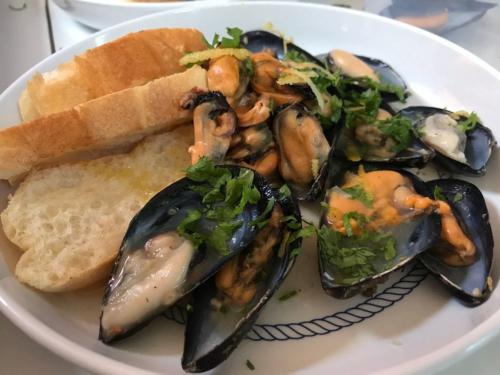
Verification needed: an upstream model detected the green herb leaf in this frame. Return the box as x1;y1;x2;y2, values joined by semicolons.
342;211;369;237
457;112;478;133
376;115;413;154
342;185;373;207
278;289;299;301
186;304;193;312
211;33;220;48
453;192;464;202
246;359;255;371
317;223;398;285
177;210;204;248
278;184;292;200
284;49;308;63
180;158;272;255
220;27;243;48
243;58;254;78
290;247;301;257
433;185;446;201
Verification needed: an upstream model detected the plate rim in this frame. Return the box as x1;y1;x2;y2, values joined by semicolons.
1;2;500;374
68;0;234;9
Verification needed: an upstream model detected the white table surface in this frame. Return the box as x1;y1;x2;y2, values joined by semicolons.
1;0;500;374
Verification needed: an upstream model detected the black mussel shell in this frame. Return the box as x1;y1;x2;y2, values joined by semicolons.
241;30;324;65
330;105;435;168
399;106;496;176
420;179;494;306
182;186;301;372
272;103;331;201
99;166;273;343
319;161;441;298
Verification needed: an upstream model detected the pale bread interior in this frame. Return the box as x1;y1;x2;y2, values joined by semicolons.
1;125;193;292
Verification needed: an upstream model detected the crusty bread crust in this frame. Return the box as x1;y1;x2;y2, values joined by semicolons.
18;28;207;121
0;66;207;182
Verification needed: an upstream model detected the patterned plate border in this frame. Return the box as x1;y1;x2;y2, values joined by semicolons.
164;263;428;341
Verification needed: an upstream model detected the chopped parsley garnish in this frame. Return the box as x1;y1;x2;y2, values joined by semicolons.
278;289;300;301
453;192;464;202
221;27;243;48
376;115;413;154
290;248;301;257
342;211;369;237
178;158;266;255
186;304;193;312
433;185;446;201
457;112;478;133
246;359;255;371
243;57;254;78
206;27;243;49
342;185;373;207
278;184;292;200
284;49;308;63
343;89;382;128
317;218;397;285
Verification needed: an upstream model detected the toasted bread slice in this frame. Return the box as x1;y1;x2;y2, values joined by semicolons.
19;28;207;121
1;126;193;292
0;65;207;182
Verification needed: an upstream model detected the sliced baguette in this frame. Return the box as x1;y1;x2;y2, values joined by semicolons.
19;28;207;121
1;126;193;292
0;65;207;182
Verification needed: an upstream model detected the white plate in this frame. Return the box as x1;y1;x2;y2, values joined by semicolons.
52;0;236;30
1;2;500;374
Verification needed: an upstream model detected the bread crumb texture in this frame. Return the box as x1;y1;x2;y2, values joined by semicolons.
1;126;192;292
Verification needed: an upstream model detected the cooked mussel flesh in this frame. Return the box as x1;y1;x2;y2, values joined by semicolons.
273;104;330;199
420;179;494;306
99;163;274;343
207;55;250;107
250;51;305;105
399;106;496;176
181;91;237;164
319;162;441;298
331;107;435;167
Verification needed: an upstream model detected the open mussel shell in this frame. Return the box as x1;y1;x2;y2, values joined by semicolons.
330;106;435;168
319;161;441;298
399;106;496;176
420;179;494;306
315;51;407;101
241;29;324;65
99;166;273;343
182;186;302;372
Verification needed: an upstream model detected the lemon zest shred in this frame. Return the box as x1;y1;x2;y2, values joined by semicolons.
180;48;252;66
277;68;326;111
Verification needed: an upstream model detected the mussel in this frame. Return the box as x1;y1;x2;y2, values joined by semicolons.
207;55;250;107
325;49;407;99
419;179;494;306
182;186;301;372
273;103;330;200
318;161;441;298
181;91;237;164
330;107;435;168
99;164;273;343
399;106;496;176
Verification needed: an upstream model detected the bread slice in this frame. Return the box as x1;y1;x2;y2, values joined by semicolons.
0;65;207;182
1;126;193;292
19;28;207;121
